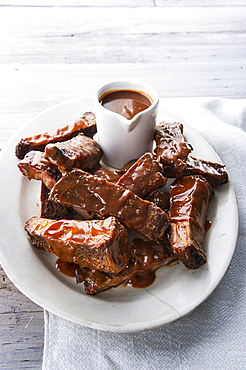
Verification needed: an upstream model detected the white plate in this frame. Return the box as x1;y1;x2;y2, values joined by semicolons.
0;96;238;333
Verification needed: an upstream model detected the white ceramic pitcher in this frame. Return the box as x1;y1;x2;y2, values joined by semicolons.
93;80;159;168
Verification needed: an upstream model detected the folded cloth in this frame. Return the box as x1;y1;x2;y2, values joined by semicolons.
42;97;246;370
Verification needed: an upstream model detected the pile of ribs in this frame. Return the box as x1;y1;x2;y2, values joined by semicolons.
15;112;228;295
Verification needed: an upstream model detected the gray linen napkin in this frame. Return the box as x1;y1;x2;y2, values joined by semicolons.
42;97;246;370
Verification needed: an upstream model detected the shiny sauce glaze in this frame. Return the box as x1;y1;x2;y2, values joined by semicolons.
17;112;96;147
205;219;212;233
126;270;156;289
50;169;169;241
55;258;80;278
125;238;170;288
17;150;61;189
100;90;152;120
155;122;193;178
117;152;167;199
168;175;214;269
56;238;176;289
25;216;130;274
79;238;177;294
185;156;228;186
168;175;212;230
45;134;102;172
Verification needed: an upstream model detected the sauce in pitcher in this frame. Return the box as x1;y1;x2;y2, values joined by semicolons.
100;90;152;120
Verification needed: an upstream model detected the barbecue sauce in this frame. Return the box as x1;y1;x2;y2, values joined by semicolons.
100;90;152;120
50;169;169;241
168;175;214;269
155;122;193;178
15;112;97;159
124;238;172;289
75;237;177;294
25;216;131;274
55;258;80;278
205;220;212;233
117;152;167;199
168;175;212;230
126;270;156;289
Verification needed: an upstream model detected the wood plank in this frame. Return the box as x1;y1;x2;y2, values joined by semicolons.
0;0;154;6
0;0;245;6
1;312;44;369
0;267;44;369
155;0;246;6
0;268;43;315
1;7;245;64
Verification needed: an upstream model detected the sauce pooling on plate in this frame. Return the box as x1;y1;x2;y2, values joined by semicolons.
55;258;80;278
100;90;152;120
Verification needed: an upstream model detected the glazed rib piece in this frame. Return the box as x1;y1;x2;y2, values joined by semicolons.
76;237;177;295
168;175;214;269
17;150;61;190
117;152;167;198
49;169;169;241
45;133;102;172
154;122;193;178
163;155;228;186
15;112;97;159
25;216;130;274
39;183;69;219
183;156;228;186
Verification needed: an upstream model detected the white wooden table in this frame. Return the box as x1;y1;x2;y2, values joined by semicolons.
0;1;245;368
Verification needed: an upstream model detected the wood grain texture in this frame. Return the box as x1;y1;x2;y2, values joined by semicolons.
1;0;246;6
0;267;44;369
155;0;246;6
0;0;154;5
1;6;246;64
0;2;246;368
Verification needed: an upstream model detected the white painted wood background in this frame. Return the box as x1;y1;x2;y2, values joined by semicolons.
0;1;245;368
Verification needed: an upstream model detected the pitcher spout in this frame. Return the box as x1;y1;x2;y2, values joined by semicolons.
121;114;142;132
